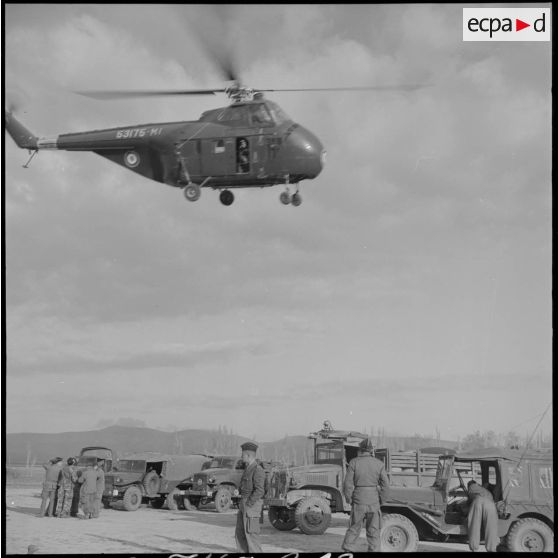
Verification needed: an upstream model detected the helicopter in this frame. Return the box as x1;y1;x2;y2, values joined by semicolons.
5;46;423;207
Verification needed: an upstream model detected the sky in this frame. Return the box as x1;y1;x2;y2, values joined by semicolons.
3;4;552;442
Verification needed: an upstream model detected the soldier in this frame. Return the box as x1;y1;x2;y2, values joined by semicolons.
78;462;102;519
94;459;106;518
342;438;389;552
235;441;266;553
466;480;499;552
56;457;78;518
38;457;63;517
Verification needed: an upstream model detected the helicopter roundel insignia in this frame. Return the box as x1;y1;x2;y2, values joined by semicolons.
124;151;140;168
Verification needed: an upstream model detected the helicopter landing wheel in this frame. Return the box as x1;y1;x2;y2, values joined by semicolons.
291;192;302;207
183;183;201;202
280;191;292;205
220;190;234;206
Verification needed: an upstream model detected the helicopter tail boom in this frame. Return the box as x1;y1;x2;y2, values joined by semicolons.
5;110;39;150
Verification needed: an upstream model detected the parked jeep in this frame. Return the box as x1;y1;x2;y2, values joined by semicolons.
176;455;246;512
379;447;553;552
102;452;210;511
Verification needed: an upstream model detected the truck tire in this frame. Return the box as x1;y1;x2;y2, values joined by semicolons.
214;486;233;513
183;497;200;511
122;486;142;511
269;506;297;531
150;496;166;509
381;513;419;552
142;471;161;497
505;518;554;552
166;488;185;511
294;497;331;535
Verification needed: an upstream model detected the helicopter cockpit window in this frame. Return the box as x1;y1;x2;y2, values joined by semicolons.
216;106;250;127
265;101;291;125
249;104;273;126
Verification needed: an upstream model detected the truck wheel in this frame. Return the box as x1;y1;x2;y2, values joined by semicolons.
214;487;233;513
183;497;200;511
122;486;142;511
103;499;112;509
505;518;554;552
150;497;165;509
142;471;161;497
294;497;331;535
381;514;419;552
166;488;185;511
269;506;297;531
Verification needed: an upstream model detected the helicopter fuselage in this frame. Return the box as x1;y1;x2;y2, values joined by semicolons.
6;99;325;206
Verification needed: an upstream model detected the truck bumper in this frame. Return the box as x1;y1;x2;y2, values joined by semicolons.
185;489;214;498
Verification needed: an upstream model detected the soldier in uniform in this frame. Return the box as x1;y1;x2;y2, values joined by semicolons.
466;480;499;552
342;438;389;552
38;457;63;517
56;457;78;518
235;441;266;553
78;462;103;519
93;459;106;518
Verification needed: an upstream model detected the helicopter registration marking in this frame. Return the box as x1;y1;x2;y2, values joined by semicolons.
116;127;163;139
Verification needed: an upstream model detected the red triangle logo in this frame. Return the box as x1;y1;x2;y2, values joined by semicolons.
516;19;530;31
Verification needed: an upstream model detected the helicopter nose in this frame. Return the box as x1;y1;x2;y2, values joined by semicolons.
288;125;325;179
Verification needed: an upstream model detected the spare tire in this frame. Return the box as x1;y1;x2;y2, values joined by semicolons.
142;471;161;497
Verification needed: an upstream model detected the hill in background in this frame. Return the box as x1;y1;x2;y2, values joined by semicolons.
6;425;457;466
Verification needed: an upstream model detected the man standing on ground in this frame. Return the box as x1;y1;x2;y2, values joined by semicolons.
38;458;63;517
93;459;106;518
235;441;266;553
466;480;499;552
56;457;78;518
78;462;102;519
342;438;389;552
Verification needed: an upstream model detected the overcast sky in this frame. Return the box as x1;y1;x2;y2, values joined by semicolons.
4;4;552;442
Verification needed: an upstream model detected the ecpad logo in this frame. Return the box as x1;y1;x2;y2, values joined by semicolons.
463;8;550;41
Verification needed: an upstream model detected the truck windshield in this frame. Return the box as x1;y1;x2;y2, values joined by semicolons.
315;442;343;464
115;460;147;473
207;457;237;469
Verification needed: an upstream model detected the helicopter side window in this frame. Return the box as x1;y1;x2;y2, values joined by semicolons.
236;137;250;173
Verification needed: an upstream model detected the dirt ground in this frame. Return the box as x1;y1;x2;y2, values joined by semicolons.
5;487;476;554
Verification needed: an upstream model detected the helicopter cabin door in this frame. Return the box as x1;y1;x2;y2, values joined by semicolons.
176;138;201;180
200;137;236;176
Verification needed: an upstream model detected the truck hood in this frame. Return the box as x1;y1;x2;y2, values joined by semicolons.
387;485;445;509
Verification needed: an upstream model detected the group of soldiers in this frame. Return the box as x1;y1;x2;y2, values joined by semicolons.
39;456;106;520
39;439;499;552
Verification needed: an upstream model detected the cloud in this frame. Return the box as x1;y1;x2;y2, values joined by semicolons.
5;5;551;439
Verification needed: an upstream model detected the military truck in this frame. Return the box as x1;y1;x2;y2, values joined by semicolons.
102;452;210;511
176;455;246;512
77;447;115;473
176;455;277;512
379;447;553;552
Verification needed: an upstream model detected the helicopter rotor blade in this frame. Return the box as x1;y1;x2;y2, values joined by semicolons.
185;5;242;84
75;89;226;100
256;84;430;93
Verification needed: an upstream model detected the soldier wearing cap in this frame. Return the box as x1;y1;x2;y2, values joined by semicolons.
235;441;266;553
342;438;389;552
38;457;63;517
